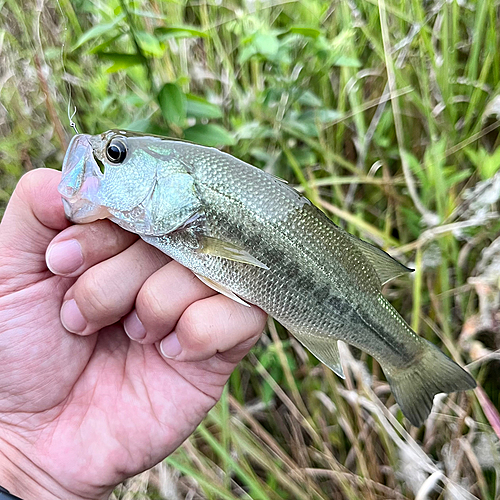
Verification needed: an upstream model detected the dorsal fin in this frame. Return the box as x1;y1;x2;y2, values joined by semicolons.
347;234;413;286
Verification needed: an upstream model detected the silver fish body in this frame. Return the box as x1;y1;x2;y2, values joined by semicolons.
59;130;476;426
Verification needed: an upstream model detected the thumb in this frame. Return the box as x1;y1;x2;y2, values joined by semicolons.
0;169;69;286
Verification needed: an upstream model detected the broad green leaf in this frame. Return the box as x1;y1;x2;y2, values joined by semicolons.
155;25;207;40
291;148;317;166
184;124;235;147
126;119;152;133
72;15;125;50
126;119;171;137
158;83;186;127
96;52;143;72
136;31;164;57
297;90;323;107
288;26;322;38
249;148;274;164
283;118;318;138
186;94;222;119
237;45;257;65
235;121;276;140
333;55;362;67
253;32;279;59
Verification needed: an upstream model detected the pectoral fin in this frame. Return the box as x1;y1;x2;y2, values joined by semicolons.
291;331;344;378
198;236;269;270
347;234;413;286
194;273;251;307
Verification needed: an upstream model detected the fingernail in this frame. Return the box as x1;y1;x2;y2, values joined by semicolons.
160;333;182;359
123;311;146;341
60;299;87;334
46;240;84;275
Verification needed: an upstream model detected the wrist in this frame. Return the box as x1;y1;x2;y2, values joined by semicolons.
0;440;63;500
0;435;100;500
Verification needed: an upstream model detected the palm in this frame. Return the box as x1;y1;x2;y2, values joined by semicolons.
0;270;232;497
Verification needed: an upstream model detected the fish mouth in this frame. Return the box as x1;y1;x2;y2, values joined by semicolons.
59;134;110;223
61;197;110;224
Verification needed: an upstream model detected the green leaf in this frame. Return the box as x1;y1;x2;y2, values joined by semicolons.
186;94;222;119
96;52;143;72
126;119;171;137
155;25;207;40
291;148;317;166
288;26;322;38
300;109;344;124
184;124;235;147
445;168;472;189
333;55;362;67
136;31;164;57
297;90;323;107
249;148;274;164
283;119;318;138
72;15;125;50
88;33;123;55
158;83;186;127
235;121;276;140
401;150;426;184
252;32;280;59
126;119;153;133
237;45;257;65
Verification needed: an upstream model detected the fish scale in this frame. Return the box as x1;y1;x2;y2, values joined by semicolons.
139;156;417;372
59;130;476;426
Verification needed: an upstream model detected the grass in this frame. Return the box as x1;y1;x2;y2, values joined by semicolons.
2;0;500;498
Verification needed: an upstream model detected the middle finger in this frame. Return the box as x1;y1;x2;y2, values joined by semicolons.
60;239;170;335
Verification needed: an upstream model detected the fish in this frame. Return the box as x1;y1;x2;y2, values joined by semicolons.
58;130;476;426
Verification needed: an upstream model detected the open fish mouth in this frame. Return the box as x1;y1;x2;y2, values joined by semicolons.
61;196;110;224
58;134;110;223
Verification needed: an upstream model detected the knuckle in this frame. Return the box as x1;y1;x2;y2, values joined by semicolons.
15;170;40;200
137;284;168;326
75;270;120;320
248;306;267;333
79;220;126;252
180;307;211;350
97;220;130;250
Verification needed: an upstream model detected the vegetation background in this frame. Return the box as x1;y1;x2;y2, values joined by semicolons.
1;0;500;498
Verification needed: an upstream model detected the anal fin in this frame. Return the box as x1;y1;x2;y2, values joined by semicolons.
194;273;251;308
291;331;344;378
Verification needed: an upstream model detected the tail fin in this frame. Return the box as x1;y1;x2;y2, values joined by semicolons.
383;339;476;426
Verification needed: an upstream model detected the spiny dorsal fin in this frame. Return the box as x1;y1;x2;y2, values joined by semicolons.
198;236;269;270
290;331;344;378
194;273;251;307
347;234;413;286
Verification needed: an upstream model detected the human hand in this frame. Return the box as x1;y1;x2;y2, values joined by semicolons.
0;169;267;500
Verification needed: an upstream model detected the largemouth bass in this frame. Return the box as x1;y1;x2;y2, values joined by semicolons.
59;130;476;426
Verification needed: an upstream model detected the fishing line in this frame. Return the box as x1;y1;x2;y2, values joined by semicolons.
55;0;80;136
67;102;79;134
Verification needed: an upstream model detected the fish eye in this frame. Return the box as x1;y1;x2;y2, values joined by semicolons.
106;138;128;164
